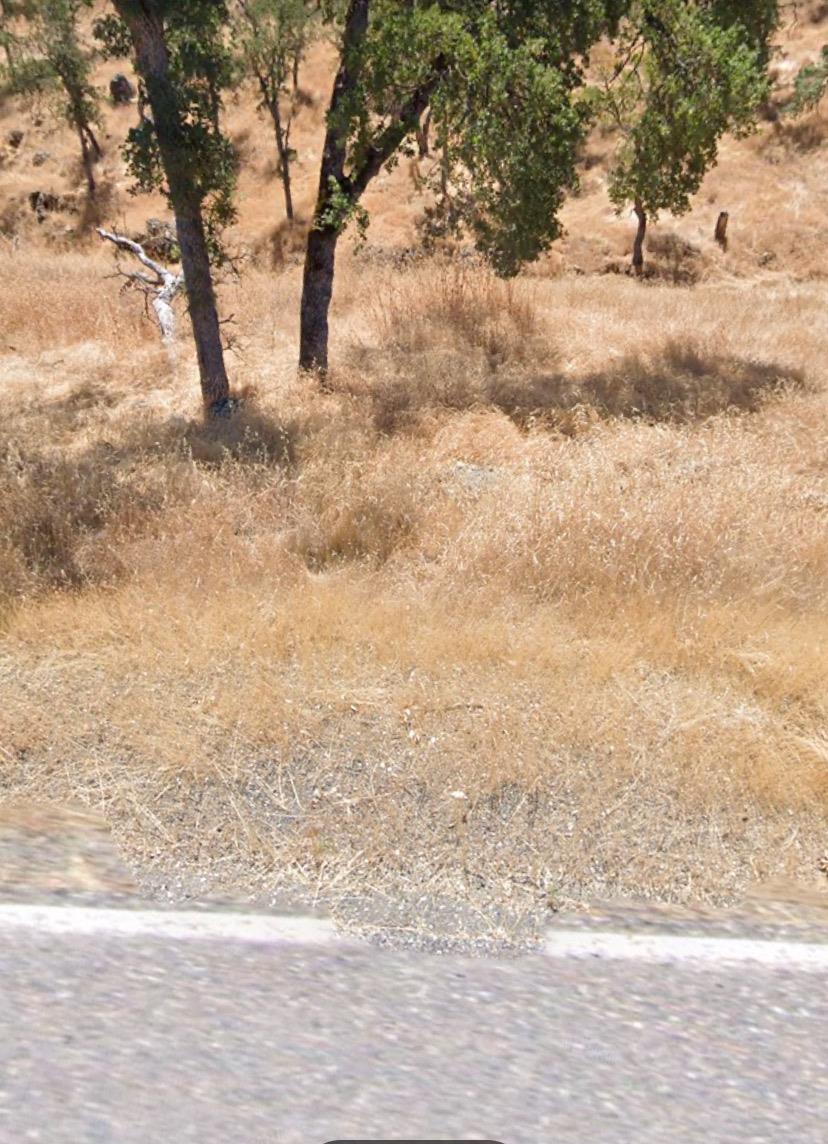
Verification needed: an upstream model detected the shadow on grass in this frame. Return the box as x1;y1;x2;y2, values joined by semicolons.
359;339;806;433
0;392;295;598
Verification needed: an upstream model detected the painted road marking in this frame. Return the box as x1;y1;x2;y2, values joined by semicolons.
0;903;825;969
542;928;828;970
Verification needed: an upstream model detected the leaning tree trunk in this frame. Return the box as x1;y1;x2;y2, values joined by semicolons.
76;122;96;197
632;200;647;277
175;195;232;409
114;0;231;414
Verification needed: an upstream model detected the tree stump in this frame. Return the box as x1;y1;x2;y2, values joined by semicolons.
714;210;729;251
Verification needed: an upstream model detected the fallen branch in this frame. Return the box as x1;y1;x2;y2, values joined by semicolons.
97;226;184;346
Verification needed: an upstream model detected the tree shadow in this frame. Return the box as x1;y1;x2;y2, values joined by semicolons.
0;391;296;598
363;339;806;433
493;340;806;428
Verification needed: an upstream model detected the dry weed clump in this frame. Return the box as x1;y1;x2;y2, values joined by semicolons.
372;259;540;360
342;261;549;430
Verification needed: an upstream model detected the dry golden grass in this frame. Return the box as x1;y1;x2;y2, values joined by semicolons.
1;7;827;934
1;245;827;925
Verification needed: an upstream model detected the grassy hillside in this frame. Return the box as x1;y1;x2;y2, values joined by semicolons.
1;4;827;939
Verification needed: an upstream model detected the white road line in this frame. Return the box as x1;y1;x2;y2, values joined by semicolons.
542;929;828;970
0;903;343;946
0;903;826;969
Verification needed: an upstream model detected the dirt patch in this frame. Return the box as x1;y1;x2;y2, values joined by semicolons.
0;802;137;902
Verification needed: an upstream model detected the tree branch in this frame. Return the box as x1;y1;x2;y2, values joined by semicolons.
349;63;445;200
97;226;184;346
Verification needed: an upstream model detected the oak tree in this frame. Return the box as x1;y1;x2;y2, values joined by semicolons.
97;1;237;413
5;0;103;196
232;0;317;223
299;0;625;374
598;1;776;274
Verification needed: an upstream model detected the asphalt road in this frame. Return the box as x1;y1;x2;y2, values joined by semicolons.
1;907;826;1144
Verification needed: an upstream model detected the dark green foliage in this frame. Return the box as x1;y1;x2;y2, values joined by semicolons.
788;44;828;115
703;0;779;62
434;14;588;274
95;2;237;249
315;1;625;273
600;1;774;225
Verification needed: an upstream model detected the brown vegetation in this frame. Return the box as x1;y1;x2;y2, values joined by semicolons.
2;243;828;929
0;6;827;935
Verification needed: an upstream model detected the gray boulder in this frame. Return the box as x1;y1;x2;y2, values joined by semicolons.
109;73;136;105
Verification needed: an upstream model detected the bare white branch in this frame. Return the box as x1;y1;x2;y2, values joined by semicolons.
97;226;184;349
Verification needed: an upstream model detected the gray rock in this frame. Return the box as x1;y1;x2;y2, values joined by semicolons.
110;72;136;104
28;190;77;222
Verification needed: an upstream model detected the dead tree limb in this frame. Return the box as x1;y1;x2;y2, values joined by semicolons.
97;226;184;348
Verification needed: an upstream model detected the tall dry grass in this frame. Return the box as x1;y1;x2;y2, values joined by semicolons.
2;0;828;928
1;249;827;927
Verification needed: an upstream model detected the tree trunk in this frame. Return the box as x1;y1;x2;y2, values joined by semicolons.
274;106;294;223
76;122;96;197
714;210;729;251
298;0;438;375
417;108;431;158
279;146;295;223
175;202;231;409
260;80;294;223
114;0;231;414
85;124;103;160
632;200;647;276
298;0;368;375
68;88;101;197
299;224;339;373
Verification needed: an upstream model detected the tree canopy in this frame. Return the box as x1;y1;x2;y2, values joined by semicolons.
597;0;775;270
95;1;238;247
3;0;103;194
